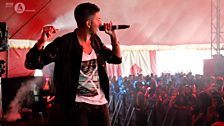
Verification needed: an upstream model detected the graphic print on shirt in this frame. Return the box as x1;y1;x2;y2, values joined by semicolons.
77;58;99;97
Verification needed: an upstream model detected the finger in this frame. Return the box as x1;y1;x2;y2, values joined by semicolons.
50;26;59;33
104;23;109;31
43;26;58;38
43;26;56;33
109;21;112;28
53;28;59;33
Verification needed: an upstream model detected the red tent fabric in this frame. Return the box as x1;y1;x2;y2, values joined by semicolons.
0;48;34;78
1;0;222;45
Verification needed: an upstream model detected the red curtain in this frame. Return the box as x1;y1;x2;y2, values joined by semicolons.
106;64;122;77
150;50;157;75
0;48;34;78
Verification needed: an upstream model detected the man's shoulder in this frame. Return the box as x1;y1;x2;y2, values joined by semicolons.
61;31;76;39
49;31;77;47
52;31;77;44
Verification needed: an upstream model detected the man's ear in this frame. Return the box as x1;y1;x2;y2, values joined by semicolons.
86;20;91;28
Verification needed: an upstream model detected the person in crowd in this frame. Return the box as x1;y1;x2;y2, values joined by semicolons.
206;95;222;126
135;81;147;126
173;85;197;126
25;2;122;126
212;104;224;126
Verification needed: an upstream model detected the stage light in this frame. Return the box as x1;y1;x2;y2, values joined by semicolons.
0;22;9;52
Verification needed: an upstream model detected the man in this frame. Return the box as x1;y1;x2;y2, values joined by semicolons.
25;2;122;126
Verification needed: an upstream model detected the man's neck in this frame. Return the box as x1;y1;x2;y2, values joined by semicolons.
76;28;91;43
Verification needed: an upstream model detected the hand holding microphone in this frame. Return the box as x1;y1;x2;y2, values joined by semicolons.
101;22;120;47
99;22;123;58
101;22;130;38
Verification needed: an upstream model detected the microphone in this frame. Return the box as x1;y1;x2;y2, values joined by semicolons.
99;25;130;31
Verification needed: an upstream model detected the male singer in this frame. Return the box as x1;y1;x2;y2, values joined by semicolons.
25;2;122;126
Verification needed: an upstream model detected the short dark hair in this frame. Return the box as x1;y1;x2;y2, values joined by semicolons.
74;2;100;27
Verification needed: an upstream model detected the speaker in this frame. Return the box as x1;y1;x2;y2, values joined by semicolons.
0;22;9;51
204;55;224;76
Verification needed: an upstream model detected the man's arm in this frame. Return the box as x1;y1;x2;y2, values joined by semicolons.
104;22;121;58
25;26;58;69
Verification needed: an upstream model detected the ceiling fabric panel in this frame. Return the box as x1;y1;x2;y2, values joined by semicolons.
1;0;223;45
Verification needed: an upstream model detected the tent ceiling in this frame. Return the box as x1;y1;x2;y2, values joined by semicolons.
0;0;223;45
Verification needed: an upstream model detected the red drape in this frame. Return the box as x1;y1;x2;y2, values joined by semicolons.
150;50;157;75
0;48;34;78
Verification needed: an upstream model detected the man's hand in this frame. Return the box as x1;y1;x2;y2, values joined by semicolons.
104;22;116;37
43;25;58;38
36;25;58;50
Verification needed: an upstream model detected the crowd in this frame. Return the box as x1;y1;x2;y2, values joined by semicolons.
108;72;224;126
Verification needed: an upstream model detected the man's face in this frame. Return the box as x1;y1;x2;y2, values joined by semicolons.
89;12;102;34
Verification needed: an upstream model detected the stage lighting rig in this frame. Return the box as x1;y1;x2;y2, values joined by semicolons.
0;22;9;52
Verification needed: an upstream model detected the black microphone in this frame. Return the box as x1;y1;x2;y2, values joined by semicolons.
99;25;130;31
